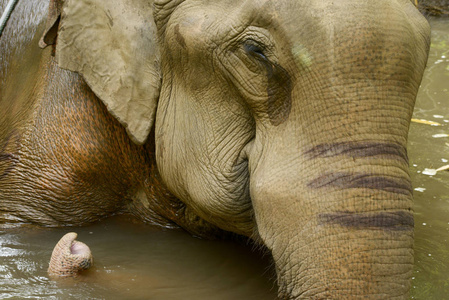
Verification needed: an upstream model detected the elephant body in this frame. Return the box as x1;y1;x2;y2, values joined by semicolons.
0;0;430;298
0;0;221;237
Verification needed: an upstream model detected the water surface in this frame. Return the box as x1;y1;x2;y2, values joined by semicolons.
0;217;278;299
409;17;449;299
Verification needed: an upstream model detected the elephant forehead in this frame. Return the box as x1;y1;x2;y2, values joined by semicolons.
168;1;307;44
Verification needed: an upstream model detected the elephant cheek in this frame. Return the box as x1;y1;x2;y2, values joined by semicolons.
48;232;93;277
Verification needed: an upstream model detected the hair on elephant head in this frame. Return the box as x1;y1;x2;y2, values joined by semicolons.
2;0;431;298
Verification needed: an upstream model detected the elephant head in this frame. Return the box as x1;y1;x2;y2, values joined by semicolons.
46;0;430;298
48;232;93;277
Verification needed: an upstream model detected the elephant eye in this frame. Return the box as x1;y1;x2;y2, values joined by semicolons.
243;40;268;62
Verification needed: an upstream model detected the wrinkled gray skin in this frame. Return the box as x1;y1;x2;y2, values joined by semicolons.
0;0;430;298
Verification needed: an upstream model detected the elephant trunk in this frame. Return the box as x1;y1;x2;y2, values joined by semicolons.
48;232;93;277
245;2;428;298
249;142;414;298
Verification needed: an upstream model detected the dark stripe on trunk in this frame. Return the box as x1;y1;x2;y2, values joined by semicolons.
305;142;408;162
319;210;414;231
308;172;412;196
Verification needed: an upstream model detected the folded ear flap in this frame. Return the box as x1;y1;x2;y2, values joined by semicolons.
39;0;62;49
55;0;161;144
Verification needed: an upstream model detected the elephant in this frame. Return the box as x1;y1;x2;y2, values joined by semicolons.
48;232;93;277
0;0;430;298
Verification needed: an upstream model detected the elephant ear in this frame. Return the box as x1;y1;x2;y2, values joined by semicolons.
55;0;160;144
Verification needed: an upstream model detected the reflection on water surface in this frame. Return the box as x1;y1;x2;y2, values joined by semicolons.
409;17;449;299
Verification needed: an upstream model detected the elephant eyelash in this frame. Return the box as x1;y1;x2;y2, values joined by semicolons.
243;40;269;62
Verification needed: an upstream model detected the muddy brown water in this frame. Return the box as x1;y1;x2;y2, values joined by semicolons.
409;17;449;299
0;17;448;300
0;217;278;299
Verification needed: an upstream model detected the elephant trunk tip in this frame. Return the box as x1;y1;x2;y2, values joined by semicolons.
70;240;90;255
48;232;93;277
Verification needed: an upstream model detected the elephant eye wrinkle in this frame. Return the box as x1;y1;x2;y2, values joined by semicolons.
239;39;292;126
265;62;292;126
